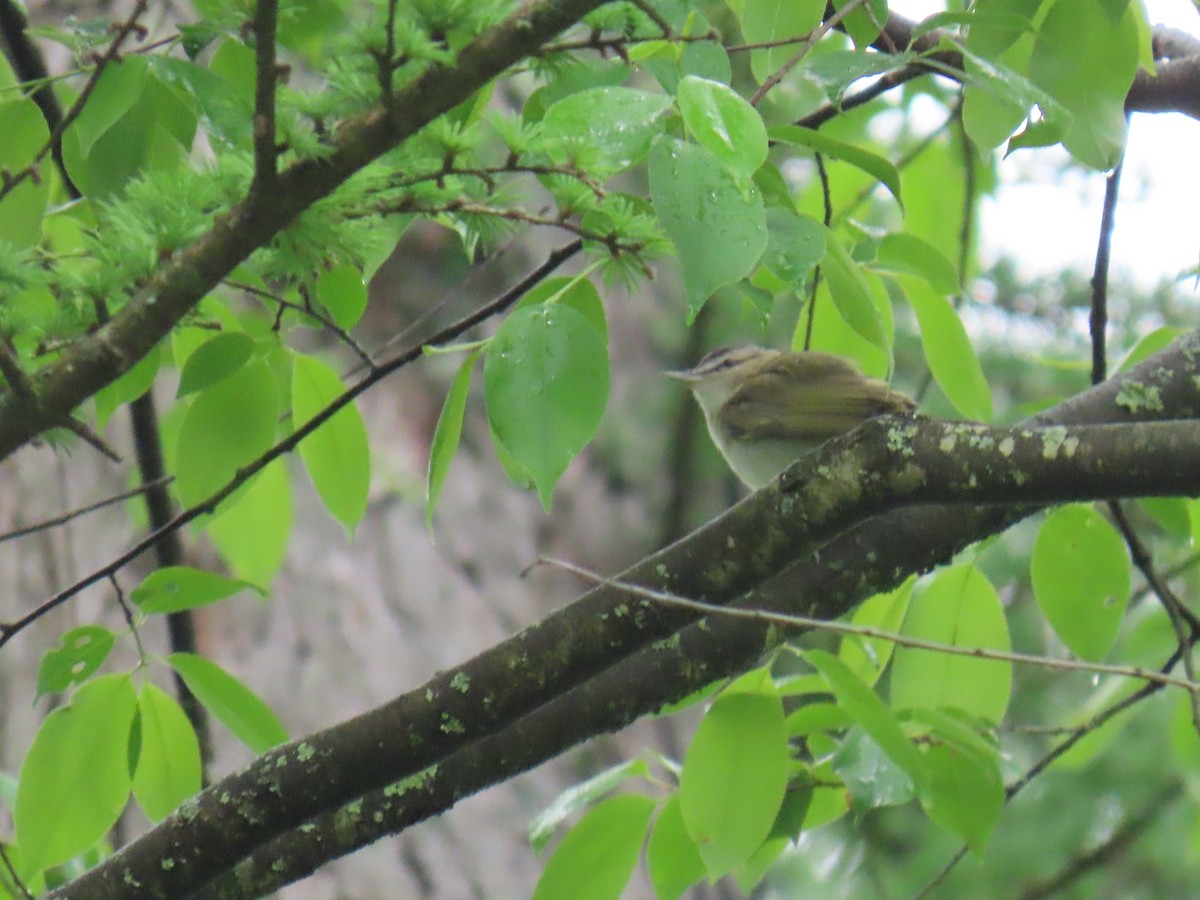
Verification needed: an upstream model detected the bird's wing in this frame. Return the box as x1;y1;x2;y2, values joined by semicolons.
722;355;913;441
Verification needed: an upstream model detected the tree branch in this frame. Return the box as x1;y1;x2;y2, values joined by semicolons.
51;330;1200;899
799;10;1200;129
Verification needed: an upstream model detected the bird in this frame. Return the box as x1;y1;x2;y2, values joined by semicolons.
668;345;916;489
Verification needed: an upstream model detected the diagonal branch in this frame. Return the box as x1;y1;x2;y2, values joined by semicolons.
51;330;1200;899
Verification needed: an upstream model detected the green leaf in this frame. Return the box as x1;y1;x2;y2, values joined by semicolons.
148;55;253;147
676;76;767;182
802;50;915;105
292;353;371;534
958;1;1066;153
678;690;788;877
874;232;959;295
820;230;887;350
316;263;368;331
900;277;993;421
762;208;825;290
132;683;202;822
769;124;902;210
426;351;479;530
891;565;1012;724
175;358;279;510
920;737;1004;854
206;459;292;588
166;652;288;753
176;332;256;398
525;60;630;121
94;341;162;430
0;99;50;246
532;793;656;900
648;137;767;321
786;701;854;736
1115;326;1181;372
679;40;731;85
837;578;913;686
14;674;137;872
35;626;115;698
1139;497;1190;538
530;759;651;855
831;727;916;811
799;268;894;379
1031;505;1131;660
733;835;789;894
64;57;148;156
1029;0;1140;169
542;86;672;175
806;650;927;788
484;304;609;510
64;69;187;200
834;0;889;47
131;565;261;614
1006;115;1068;154
740;0;824;83
517;276;608;341
646;795;706;900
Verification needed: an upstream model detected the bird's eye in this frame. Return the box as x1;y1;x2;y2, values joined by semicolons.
696;346;747;372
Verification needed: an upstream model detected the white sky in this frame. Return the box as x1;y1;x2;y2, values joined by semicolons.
894;0;1200;286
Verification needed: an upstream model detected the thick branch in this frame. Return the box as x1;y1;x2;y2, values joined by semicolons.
802;11;1200;128
53;330;1200;899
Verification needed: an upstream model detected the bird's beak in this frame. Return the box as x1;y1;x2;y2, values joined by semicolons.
664;369;696;382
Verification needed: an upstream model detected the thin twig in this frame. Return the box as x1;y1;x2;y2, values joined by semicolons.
627;0;673;37
750;0;869;106
1110;502;1200;734
391;162;606;199
0;840;33;900
225;279;375;369
538;29;717;56
801;153;832;351
381;0;399;100
0;476;172;544
57;416;122;463
0;337;35;399
370;199;646;260
540;558;1200;693
1090;141;1126;384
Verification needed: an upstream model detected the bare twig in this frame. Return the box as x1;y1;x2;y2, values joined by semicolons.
1090;144;1126;384
541;557;1200;693
0;476;172;544
57;416;122;463
750;0;869;106
392;162;606;199
226;279;375;369
0;840;33;900
801;153;832;351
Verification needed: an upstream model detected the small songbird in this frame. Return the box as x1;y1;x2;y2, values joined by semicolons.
669;345;916;489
